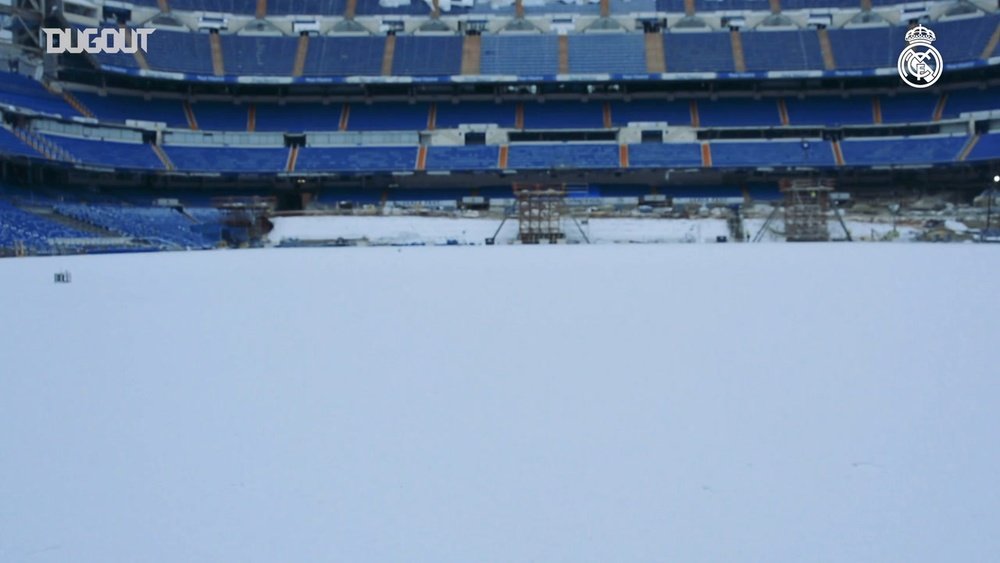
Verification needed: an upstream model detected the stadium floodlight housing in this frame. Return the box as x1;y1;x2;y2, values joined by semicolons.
993;175;999;183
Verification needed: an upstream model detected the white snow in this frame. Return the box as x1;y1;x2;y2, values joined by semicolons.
2;245;999;562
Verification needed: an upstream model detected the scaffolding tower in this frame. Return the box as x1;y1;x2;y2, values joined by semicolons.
514;183;566;244
782;179;834;242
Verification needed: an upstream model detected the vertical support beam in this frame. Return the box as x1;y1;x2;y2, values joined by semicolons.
644;32;666;73
416;145;428;171
339;103;350;131
730;30;746;72
292;34;309;77
461;34;482;75
209;32;225;76
933;93;948;121
558;35;569;74
427;103;437;130
817;28;836;71
381;34;396;76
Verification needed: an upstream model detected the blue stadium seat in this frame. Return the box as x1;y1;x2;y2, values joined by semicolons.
391;35;463;76
627;143;703;168
44;135;165;170
0;200;91;251
931;14;999;63
0;128;39;159
567;33;647;74
880;93;939;124
302;36;386;77
506;143;619;169
840;136;967;165
0;72;78;117
143;30;216;75
164;146;288;172
53;203;219;248
256;102;343;132
522;101;605;129
480;34;559;75
711;140;835;167
348;102;429;131
268;0;347;14
354;0;431;15
611;99;691;126
296;146;418;172
785;96;872;127
190;102;249;131
73;92;188;128
435;102;516;128
699;99;781;127
664;32;734;72
967;133;1000;162
827;26;900;70
942;89;998;118
426;146;498;171
169;0;257;13
220;35;297;76
741;30;824;72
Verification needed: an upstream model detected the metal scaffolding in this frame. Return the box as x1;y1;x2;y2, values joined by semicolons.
514;183;566;244
782;179;834;242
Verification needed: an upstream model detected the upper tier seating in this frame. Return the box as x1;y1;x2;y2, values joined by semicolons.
839;135;967;165
390;36;463;76
435;102;517;128
879;93;939;124
0;72;78;117
567;34;647;74
141;30;215;75
480;34;560;75
349;102;429;131
663;32;735;72
741;30;824;72
256;102;343;132
611;100;692;126
711;140;836;167
301;36;386;77
221;35;297;76
942;89;998;118
785;96;874;127
190;101;250;130
827;26;900;70
506;143;620;169
267;0;348;15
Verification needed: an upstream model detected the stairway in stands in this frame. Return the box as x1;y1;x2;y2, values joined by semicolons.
11;127;79;163
818;29;837;70
210;31;225;76
644;33;665;73
461;35;481;75
152;144;176;171
730;31;747;72
293;34;310;77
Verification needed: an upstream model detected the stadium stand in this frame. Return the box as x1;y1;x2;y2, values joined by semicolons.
610;100;692;126
295;146;418;172
435;102;517;128
522;101;606;129
0;72;78;117
190;102;251;131
506;144;620;169
627;143;704;168
163;145;288;172
840;136;967;165
879;93;940;124
567;34;647;74
0;200;90;251
74;93;188;128
479;34;561;76
43;135;164;170
301;36;386;77
699;99;782;127
942;89;998;118
711;140;836;167
785;96;873;127
826;26;901;70
391;36;463;76
348;103;429;131
220;35;297;76
741;31;824;72
425;146;499;171
255;102;343;132
53;203;219;248
663;32;735;72
141;30;216;75
966;133;1000;161
0;128;41;159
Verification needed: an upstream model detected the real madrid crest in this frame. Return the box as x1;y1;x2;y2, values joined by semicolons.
897;25;943;89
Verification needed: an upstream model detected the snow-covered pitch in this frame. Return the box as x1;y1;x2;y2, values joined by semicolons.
2;245;998;562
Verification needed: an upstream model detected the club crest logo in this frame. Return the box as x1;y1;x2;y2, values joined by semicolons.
897;25;942;89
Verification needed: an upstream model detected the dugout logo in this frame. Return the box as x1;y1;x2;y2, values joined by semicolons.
897;25;942;89
43;28;155;54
